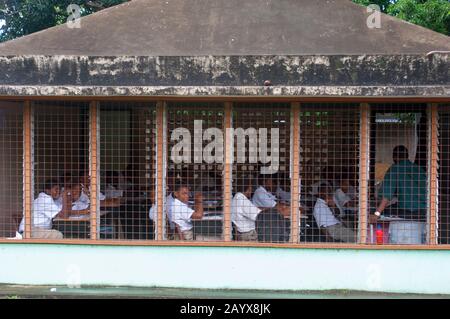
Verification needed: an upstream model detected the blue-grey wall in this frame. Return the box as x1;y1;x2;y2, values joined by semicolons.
1;244;449;294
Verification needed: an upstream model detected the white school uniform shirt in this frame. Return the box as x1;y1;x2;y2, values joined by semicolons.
105;184;124;199
78;189;106;203
149;194;175;229
333;187;357;216
252;186;277;208
310;181;326;196
231;192;262;233
19;192;62;232
313;198;340;228
276;186;303;203
170;198;195;232
72;197;90;211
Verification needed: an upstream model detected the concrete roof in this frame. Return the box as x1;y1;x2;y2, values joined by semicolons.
0;0;449;56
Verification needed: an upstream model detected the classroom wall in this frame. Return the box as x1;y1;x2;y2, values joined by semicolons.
34;104;89;192
1;243;450;295
0;102;23;237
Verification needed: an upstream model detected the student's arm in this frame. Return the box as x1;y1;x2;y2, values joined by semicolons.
56;190;72;219
191;193;204;220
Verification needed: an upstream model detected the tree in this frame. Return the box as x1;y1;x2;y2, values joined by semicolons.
0;0;128;42
353;0;450;35
352;0;392;12
388;0;450;35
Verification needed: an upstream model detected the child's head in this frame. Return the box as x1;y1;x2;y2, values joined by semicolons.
259;174;274;192
173;181;190;204
70;183;82;202
44;179;61;200
318;183;333;201
235;174;253;197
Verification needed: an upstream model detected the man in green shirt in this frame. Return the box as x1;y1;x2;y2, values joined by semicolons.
371;145;427;223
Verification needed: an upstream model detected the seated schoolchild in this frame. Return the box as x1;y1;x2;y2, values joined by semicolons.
70;183;90;214
251;175;291;242
79;171;116;207
313;184;356;243
105;171;124;199
149;192;175;233
231;179;262;242
333;174;357;217
18;179;72;239
170;182;203;241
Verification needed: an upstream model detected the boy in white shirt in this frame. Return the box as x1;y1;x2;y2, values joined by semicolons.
313;185;356;243
333;172;357;217
149;193;175;236
231;178;262;241
253;179;277;209
252;175;292;242
170;182;204;240
19;179;72;239
70;183;90;213
252;175;291;217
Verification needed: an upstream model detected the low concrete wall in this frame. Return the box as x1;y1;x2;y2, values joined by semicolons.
1;244;449;294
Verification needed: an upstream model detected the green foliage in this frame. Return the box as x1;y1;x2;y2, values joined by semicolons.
352;0;393;12
0;0;128;42
353;0;450;35
388;0;450;35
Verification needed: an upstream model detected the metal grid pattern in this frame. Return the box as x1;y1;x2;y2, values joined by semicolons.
0;102;23;238
166;102;224;241
232;103;291;243
368;103;429;245
438;104;450;244
299;104;360;243
99;102;156;240
1;99;448;248
32;101;90;240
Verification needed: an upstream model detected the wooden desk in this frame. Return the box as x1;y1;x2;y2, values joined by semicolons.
53;209;122;239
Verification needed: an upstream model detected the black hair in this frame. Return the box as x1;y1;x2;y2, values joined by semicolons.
43;179;60;192
317;183;333;200
173;180;190;193
258;173;274;185
393;145;409;161
234;175;253;194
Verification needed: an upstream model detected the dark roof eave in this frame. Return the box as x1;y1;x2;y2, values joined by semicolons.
0;85;448;99
0;55;448;92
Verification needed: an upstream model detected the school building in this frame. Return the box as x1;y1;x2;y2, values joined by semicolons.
0;0;449;294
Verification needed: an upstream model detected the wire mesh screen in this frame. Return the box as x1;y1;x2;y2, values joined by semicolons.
368;104;428;245
232;103;291;243
31;101;89;240
438;104;450;244
100;102;156;241
299;104;360;243
166;102;224;241
0;102;23;238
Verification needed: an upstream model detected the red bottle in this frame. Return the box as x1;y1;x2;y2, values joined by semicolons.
376;224;384;244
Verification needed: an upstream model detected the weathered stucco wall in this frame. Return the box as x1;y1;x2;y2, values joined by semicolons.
0;54;448;97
